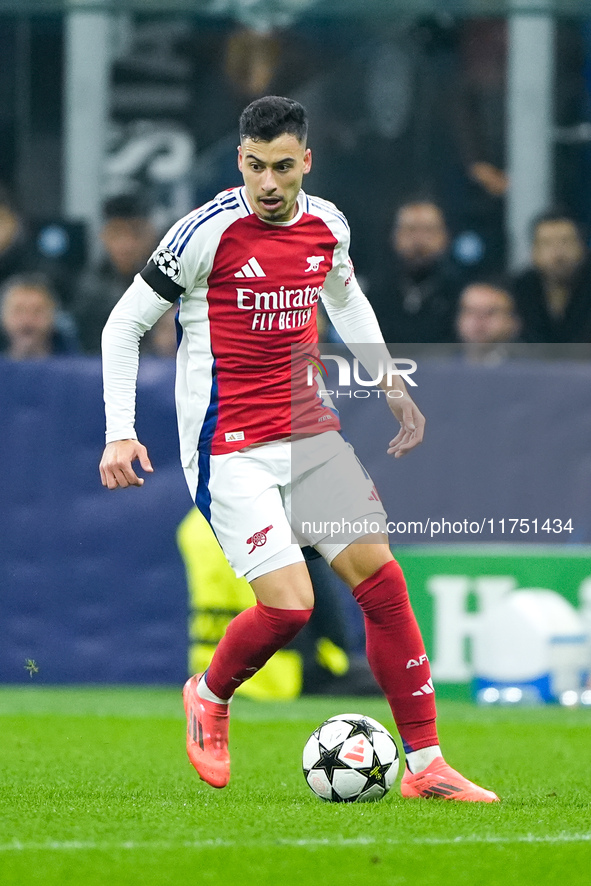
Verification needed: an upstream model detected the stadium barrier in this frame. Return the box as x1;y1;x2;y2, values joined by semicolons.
395;545;591;699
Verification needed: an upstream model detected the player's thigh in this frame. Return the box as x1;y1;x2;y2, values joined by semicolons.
289;435;388;559
185;449;304;581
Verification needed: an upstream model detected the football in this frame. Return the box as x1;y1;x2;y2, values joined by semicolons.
302;713;399;803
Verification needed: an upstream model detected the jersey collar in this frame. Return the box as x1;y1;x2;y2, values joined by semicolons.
240;187;305;227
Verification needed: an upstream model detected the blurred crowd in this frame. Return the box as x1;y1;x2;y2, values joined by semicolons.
1;176;591;361
0;188;176;359
2;13;591;362
364;199;591;359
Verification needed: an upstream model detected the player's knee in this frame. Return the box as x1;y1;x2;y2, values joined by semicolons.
331;539;392;589
256;600;313;642
352;559;410;617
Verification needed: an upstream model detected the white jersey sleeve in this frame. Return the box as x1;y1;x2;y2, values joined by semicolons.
102;191;246;445
101;207;210;445
141;193;248;300
102;275;171;443
313;198;392;380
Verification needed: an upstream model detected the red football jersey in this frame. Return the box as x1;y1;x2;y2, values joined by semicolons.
140;187;357;462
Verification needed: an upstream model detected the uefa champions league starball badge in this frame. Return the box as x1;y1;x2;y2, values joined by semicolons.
153;248;181;280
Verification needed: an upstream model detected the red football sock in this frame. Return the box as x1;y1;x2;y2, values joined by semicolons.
205;601;312;700
352;559;439;752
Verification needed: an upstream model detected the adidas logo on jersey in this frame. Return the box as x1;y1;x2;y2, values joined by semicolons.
235;257;266;278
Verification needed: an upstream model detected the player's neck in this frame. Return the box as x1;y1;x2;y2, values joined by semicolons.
243;188;303;226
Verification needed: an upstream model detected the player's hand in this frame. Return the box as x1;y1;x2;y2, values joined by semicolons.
386;396;425;458
99;439;154;489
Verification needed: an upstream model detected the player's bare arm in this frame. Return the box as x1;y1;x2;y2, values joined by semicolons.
380;375;425;458
99;439;153;490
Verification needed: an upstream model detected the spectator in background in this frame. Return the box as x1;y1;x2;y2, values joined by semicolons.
453;19;508;273
0;184;36;285
455;280;521;363
453;20;586;272
368;200;464;343
511;211;591;343
0;274;78;358
0;183;83;309
73;195;158;353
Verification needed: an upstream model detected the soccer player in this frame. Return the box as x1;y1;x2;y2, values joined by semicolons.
100;96;498;803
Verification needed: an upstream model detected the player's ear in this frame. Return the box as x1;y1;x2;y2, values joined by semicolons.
303;148;312;175
237;145;244;172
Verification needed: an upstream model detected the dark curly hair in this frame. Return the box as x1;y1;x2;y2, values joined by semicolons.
239;95;308;144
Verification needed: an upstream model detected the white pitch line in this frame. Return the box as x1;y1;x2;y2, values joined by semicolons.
0;834;589;852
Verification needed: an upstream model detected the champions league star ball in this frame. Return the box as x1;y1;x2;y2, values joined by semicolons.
153;248;181;279
302;713;399;803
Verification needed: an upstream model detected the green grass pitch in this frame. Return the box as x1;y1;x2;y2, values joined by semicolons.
1;688;590;886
